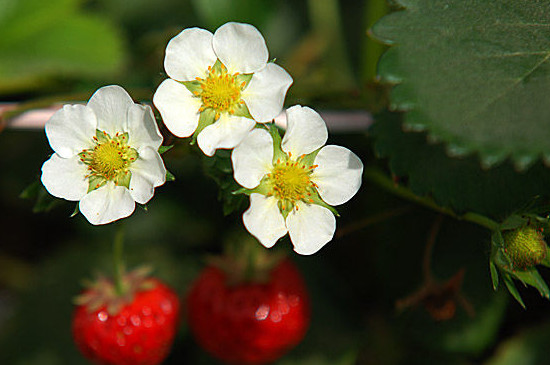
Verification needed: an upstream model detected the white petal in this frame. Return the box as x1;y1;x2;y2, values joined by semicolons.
127;104;163;150
87;85;133;136
282;105;328;157
153;79;202;137
243;193;287;248
232;128;273;189
242;63;293;123
164;27;216;81
197;114;255;156
129;147;167;204
286;203;335;255
213;22;268;74
312;145;363;206
79;182;135;225
40;154;88;201
45;104;96;158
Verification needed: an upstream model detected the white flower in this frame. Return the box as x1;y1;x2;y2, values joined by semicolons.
153;22;293;156
231;105;364;255
41;85;166;225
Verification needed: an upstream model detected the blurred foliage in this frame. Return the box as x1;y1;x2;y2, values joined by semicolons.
0;0;125;96
2;0;550;365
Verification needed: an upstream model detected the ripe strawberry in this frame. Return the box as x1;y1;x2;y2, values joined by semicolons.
72;270;180;365
187;258;310;365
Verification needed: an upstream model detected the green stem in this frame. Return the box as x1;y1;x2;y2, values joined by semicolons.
113;222;126;295
364;167;499;231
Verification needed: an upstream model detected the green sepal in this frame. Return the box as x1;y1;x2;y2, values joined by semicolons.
95;129;110;143
87;175;107;193
540;245;550;268
511;269;550;299
300;147;322;167
127;147;138;161
308;190;340;217
278;200;291;220
489;261;499;291
191;108;216;145
500;215;529;231
268;123;287;163
166;170;176;182
70;204;80;218
182;80;202;95
240;178;273;197
117;132;130;143
158;145;174;154
114;172;131;189
503;276;526;309
211;59;223;72
235;73;253;89
232;187;251;196
231;100;252;119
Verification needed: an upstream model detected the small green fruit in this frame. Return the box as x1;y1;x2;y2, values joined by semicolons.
503;226;547;270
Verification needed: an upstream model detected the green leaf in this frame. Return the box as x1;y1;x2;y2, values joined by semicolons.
370;0;550;169
0;0;125;94
503;276;526;309
370;113;550;220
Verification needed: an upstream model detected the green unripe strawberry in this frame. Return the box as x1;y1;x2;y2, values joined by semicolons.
503;226;547;270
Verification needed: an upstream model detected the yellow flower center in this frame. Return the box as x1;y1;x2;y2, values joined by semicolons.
196;63;246;119
91;142;126;176
267;155;318;212
79;130;138;191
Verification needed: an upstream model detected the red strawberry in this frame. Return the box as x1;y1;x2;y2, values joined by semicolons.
72;269;180;365
187;258;310;365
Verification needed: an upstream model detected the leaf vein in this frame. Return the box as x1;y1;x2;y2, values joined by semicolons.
464;51;550;123
476;51;550;59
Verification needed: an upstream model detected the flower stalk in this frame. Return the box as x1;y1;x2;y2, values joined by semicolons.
112;222;126;296
363;166;499;231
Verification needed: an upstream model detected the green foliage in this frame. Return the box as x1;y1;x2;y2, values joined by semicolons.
202;149;247;216
370;113;550;220
190;0;276;30
20;180;62;213
370;0;550;169
485;320;550;365
0;0;125;94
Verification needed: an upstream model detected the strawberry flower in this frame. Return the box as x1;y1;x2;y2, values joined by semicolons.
41;85;166;225
153;22;293;156
231;105;363;255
